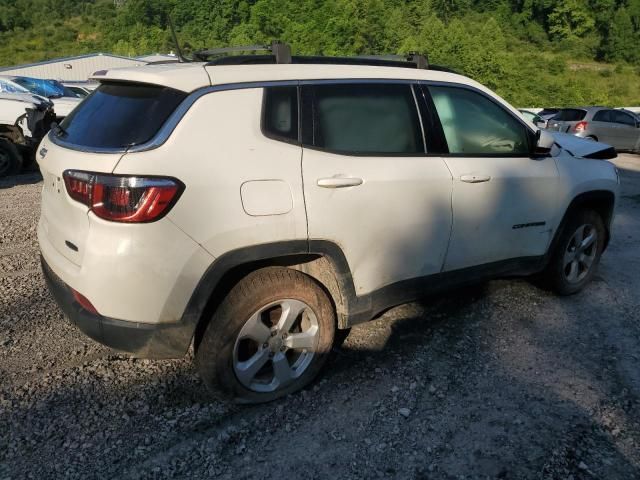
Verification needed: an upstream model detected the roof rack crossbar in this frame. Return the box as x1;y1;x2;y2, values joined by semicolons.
193;40;292;64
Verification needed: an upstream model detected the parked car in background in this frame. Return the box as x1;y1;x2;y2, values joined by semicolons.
547;107;640;152
0;75;82;121
38;45;620;403
537;108;560;122
0;91;54;176
518;109;547;128
61;82;99;98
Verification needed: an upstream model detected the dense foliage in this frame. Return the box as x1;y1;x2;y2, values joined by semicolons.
1;0;639;106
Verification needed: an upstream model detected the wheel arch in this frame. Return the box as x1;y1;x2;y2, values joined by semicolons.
186;241;354;352
550;189;616;257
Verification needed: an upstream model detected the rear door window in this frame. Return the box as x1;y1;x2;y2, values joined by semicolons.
302;83;424;155
58;82;187;149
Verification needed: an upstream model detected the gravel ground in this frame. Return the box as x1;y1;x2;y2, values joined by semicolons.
1;155;640;479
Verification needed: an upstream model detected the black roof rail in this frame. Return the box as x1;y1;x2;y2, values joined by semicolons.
198;41;453;73
193;40;291;64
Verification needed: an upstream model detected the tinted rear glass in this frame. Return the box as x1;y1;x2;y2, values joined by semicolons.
553;109;587;121
59;82;187;149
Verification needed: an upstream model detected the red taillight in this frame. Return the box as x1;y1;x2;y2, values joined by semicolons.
63;171;183;223
574;121;588;132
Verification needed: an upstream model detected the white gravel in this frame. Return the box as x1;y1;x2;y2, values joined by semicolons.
1;156;640;479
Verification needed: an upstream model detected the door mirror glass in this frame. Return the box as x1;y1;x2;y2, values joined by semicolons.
534;129;555;156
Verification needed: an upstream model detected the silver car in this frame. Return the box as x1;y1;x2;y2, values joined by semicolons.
547;107;640;152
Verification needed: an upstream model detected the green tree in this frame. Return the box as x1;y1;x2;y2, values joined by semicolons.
602;7;637;63
547;0;595;39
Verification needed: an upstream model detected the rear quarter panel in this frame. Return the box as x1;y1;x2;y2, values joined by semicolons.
113;87;308;259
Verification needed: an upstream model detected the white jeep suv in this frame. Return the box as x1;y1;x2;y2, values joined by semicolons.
38;45;619;403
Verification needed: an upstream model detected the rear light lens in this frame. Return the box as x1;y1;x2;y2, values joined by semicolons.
71;287;99;315
63;170;183;223
574;121;588;133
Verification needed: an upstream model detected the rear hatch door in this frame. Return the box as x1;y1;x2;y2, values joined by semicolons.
38;137;122;266
547;108;587;133
38;81;189;267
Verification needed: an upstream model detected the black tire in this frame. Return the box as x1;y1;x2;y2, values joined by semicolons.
196;267;336;404
544;209;605;295
0;140;22;178
333;327;351;349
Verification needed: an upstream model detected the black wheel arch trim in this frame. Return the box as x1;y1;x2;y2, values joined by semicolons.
546;189;616;261
181;240;548;355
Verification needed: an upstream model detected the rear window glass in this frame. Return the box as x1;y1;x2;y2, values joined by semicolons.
553;109;587;121
59;82;187;149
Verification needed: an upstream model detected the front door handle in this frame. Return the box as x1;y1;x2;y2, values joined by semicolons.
317;177;363;188
460;174;491;183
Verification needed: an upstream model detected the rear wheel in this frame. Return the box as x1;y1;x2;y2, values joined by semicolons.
196;267;336;403
0;140;22;178
544;209;605;295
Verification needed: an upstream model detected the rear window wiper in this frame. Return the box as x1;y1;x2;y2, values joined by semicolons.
51;122;68;138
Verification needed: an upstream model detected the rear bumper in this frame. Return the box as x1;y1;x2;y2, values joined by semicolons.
41;255;192;359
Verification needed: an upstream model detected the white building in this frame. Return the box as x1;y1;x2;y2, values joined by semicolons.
136;53;179;63
0;53;147;82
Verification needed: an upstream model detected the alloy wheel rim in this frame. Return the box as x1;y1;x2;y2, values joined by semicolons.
563;223;598;284
233;299;319;393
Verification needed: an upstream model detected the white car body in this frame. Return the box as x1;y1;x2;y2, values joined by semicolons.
37;58;619;389
47;96;81;119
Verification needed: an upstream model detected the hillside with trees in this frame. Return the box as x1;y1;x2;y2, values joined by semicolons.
0;0;639;106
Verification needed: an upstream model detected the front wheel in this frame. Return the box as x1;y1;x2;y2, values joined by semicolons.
196;267;336;403
544;209;605;295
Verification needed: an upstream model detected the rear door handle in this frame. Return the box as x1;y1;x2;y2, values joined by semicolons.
317;177;363;188
460;174;491;183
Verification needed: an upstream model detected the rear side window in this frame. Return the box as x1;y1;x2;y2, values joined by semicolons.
262;86;299;142
553;109;587;121
303;83;424;155
429;86;530;155
59;82;187;149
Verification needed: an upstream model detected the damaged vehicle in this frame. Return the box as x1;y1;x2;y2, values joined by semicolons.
0;75;81;122
38;43;620;403
0;89;55;177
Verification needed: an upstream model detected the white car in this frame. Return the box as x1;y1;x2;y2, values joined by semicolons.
61;82;99;98
0;75;81;121
38;45;619;403
0;90;54;176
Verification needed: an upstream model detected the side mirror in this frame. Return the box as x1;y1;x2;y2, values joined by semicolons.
533;129;554;156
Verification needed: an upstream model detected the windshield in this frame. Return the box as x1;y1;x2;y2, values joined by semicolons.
58;82;187;149
13;77;66;98
0;78;30;94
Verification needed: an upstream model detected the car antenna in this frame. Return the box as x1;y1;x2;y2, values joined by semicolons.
167;15;188;63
